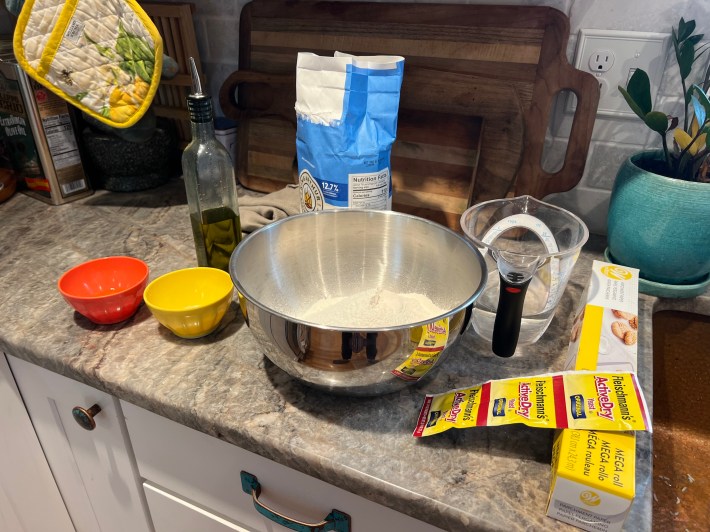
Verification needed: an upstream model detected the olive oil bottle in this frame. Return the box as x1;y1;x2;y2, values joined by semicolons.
182;57;241;271
190;206;241;272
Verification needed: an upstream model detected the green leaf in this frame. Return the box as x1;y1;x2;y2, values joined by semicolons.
116;20;155;64
120;60;137;78
685;85;694;105
624;69;653;115
672;32;681;73
618;86;647;120
678;40;695;80
687;34;704;46
644;111;669;135
678;18;696;42
133;60;152;83
84;31;115;60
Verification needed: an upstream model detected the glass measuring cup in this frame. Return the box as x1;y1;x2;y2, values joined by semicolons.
460;196;589;357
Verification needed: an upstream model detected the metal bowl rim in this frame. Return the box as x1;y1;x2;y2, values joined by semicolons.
229;209;488;332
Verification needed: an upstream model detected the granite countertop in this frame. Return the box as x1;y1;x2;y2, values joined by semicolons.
1;180;708;531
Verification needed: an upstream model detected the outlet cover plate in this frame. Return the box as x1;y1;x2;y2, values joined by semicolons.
567;29;670;118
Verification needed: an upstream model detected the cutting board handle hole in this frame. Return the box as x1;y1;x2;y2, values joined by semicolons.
540;89;574;174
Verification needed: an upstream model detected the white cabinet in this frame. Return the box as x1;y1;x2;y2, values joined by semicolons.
7;355;152;532
2;352;442;532
0;353;74;532
122;400;442;532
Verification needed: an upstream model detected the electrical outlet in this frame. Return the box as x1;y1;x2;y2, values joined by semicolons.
567;29;670;118
589;49;615;72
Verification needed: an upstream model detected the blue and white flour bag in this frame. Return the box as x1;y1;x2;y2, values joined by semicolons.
295;52;404;211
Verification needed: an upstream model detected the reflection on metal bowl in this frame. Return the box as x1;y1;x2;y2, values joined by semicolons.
229;210;487;396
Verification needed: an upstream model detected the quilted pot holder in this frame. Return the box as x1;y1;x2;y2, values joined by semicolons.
13;0;163;128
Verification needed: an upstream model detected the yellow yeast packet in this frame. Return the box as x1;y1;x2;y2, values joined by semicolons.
392;318;449;381
413;371;650;437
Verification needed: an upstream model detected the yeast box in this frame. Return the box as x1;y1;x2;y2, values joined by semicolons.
547;261;640;532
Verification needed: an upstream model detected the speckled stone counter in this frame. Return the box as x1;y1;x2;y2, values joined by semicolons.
1;180;708;531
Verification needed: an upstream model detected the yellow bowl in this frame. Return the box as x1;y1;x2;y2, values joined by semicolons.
143;267;234;338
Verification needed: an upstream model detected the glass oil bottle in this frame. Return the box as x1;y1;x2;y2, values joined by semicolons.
182;57;241;271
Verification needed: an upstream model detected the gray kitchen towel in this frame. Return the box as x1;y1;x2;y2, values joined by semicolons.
238;184;300;233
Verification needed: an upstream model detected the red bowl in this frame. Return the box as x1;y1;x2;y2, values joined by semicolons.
58;256;150;324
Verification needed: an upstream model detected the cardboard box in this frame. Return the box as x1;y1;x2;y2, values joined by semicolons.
0;50;42;181
548;429;636;532
0;48;91;205
564;261;640;373
547;261;640;532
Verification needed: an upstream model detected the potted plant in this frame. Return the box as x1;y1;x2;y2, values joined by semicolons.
608;17;710;297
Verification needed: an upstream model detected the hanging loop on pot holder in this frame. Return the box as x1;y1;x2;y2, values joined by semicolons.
13;0;163;129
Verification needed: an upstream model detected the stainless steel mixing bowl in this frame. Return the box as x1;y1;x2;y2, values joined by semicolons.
229;209;487;396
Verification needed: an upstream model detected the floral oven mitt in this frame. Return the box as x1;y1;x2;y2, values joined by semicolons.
13;0;163;128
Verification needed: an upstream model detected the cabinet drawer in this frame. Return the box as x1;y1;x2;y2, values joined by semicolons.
145;481;248;532
122;400;442;531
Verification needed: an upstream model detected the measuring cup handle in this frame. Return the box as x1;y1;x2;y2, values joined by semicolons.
492;273;531;357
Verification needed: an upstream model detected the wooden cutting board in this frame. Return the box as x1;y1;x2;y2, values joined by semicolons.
219;1;598;226
392;109;483;229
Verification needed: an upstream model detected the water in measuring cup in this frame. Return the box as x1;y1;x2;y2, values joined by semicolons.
471;269;557;346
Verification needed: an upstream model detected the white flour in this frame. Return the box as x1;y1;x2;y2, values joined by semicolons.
299;288;446;328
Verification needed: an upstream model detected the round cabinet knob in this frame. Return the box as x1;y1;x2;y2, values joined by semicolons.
72;404;102;431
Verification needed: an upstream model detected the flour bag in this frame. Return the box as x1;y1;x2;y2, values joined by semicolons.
295;52;404;211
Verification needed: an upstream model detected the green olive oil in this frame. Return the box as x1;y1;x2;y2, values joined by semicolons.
190;207;241;271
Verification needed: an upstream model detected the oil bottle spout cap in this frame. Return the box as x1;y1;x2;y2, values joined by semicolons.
186;57;212;122
189;57;203;97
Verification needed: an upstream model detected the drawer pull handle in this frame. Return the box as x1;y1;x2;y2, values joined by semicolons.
240;471;351;532
72;404;102;430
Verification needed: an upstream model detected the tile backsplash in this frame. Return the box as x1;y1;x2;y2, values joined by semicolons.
3;0;707;234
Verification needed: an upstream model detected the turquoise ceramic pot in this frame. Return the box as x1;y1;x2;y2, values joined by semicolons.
607;151;710;285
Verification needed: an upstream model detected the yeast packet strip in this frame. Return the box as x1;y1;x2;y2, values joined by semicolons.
413;371;651;437
295;52;404;212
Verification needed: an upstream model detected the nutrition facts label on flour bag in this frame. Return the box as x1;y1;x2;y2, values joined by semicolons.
348;168;391;209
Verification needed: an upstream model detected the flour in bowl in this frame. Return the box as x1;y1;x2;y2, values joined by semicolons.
299;288;446;328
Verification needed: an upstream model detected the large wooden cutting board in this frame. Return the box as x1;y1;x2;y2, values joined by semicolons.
220;1;598;225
